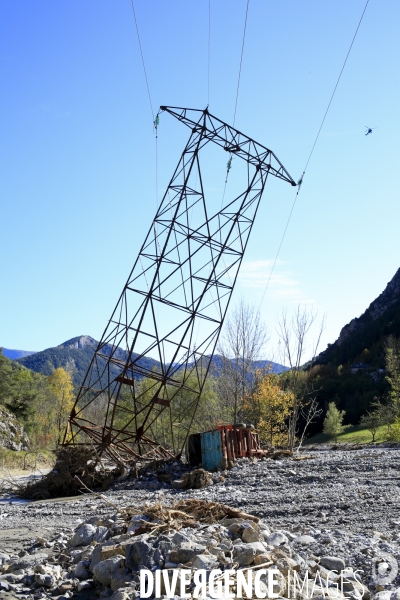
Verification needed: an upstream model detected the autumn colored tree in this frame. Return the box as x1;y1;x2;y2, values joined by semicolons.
46;367;74;441
244;372;294;447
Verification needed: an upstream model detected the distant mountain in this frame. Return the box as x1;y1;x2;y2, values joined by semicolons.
16;335;159;387
317;267;400;368
15;335;287;387
2;348;37;360
210;354;288;375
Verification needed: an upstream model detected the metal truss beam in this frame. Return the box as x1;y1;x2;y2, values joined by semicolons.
63;107;296;463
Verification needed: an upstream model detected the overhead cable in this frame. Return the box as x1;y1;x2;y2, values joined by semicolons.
233;0;250;128
259;0;370;307
130;0;155;121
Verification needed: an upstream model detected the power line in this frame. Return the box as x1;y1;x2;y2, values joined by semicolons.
221;0;250;204
259;185;301;306
259;0;370;307
233;0;250;128
303;0;370;172
129;1;159;219
130;0;154;121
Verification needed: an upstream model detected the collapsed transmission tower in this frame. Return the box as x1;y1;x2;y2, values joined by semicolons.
63;106;296;462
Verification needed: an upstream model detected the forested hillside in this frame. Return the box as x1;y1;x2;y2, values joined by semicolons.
307;267;400;430
16;335;160;387
15;335;287;387
318;267;400;368
0;350;74;449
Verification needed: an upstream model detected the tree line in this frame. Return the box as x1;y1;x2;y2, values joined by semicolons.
1;302;400;452
319;335;400;443
0;351;74;448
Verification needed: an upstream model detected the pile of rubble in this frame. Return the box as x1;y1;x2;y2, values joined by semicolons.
19;447;127;500
1;498;399;600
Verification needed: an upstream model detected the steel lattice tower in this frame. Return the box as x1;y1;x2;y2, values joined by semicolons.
63;106;296;462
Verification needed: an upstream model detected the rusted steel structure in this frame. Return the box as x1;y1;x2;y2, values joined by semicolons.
187;425;265;470
219;425;264;461
62;106;295;463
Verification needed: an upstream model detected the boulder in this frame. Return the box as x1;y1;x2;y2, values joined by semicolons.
253;553;272;566
77;581;92;592
320;556;346;572
74;560;90;578
125;537;155;570
34;573;57;588
178;542;207;564
373;593;392;600
94;526;110;543
111;568;134;591
233;545;256;566
110;587;139;600
70;524;96;547
192;554;218;569
242;524;260;543
268;532;289;547
93;555;125;586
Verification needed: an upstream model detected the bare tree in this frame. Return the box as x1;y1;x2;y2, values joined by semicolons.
215;299;269;424
297;398;323;451
277;306;325;451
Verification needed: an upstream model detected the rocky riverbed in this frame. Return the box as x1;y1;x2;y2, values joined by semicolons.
0;447;399;600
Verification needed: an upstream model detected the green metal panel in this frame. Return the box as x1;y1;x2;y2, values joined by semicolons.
200;430;223;470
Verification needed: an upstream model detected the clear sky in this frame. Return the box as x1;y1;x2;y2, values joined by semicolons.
1;0;399;361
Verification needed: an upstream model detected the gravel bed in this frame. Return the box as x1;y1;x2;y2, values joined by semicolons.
0;448;399;600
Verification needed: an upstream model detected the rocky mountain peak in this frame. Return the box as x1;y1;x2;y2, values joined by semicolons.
337;267;400;346
57;335;98;350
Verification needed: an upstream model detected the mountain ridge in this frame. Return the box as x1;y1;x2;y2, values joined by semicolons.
317;267;400;367
2;348;37;360
13;335;287;386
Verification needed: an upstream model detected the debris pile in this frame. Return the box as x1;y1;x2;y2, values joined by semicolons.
1;498;398;600
19;447;125;500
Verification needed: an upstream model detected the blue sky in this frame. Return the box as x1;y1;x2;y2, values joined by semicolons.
1;0;399;361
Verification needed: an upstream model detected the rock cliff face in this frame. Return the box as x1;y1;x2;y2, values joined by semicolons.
0;406;29;451
57;335;98;350
317;267;400;367
337;267;400;346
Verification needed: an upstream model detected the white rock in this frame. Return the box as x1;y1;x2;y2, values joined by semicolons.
192;554;218;569
77;581;92;592
70;524;96;547
74;561;89;579
94;526;110;543
93;555;125;586
172;531;191;545
294;535;316;546
268;532;289;547
373;592;392;600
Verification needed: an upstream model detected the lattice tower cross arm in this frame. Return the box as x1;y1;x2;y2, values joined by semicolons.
160;106;297;186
